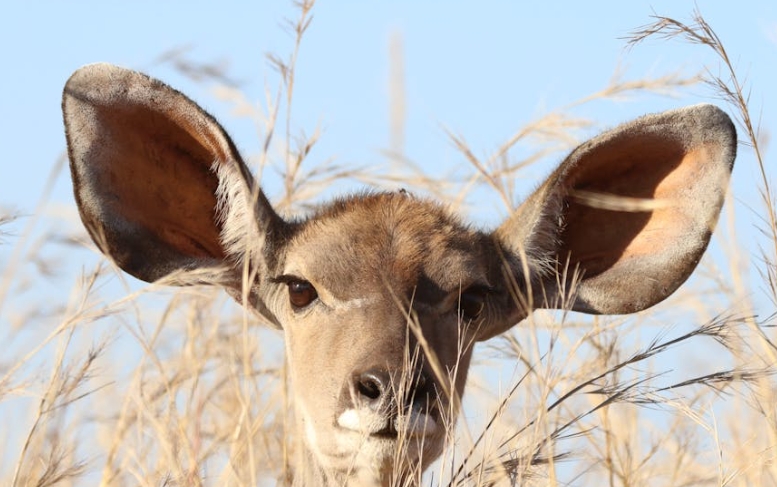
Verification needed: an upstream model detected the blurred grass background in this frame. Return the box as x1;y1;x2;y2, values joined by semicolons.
2;2;777;485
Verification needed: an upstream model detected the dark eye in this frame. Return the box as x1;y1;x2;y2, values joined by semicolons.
288;280;318;309
458;287;487;321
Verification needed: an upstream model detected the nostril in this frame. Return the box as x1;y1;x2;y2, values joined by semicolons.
406;373;433;408
358;378;381;400
355;370;389;402
415;373;427;392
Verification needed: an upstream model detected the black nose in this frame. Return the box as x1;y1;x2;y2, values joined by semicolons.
355;369;390;404
352;368;433;409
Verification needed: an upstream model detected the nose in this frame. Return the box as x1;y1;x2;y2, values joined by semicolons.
356;369;389;403
353;368;432;410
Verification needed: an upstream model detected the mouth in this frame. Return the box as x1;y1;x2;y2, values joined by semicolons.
336;407;439;439
371;424;399;439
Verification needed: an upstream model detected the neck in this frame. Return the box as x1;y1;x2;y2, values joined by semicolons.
291;446;407;487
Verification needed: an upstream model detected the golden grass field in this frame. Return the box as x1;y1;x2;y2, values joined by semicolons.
2;2;777;485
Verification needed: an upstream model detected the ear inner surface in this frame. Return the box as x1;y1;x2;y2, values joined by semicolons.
560;135;689;279
559;140;728;313
63;63;272;283
494;104;736;318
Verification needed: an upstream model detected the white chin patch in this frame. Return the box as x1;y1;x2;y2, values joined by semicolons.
337;408;437;437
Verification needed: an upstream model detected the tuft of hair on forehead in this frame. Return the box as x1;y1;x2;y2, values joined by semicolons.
309;191;460;223
297;191;479;243
284;191;494;300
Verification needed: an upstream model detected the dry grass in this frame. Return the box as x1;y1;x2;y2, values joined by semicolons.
2;3;777;486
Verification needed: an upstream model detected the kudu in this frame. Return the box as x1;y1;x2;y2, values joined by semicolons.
62;63;736;486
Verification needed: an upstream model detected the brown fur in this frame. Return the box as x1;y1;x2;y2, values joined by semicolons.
62;63;736;486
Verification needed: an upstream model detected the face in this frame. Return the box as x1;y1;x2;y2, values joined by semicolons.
64;63;735;486
262;192;510;474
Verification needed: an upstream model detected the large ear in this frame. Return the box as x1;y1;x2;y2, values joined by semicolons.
493;104;736;323
62;63;286;288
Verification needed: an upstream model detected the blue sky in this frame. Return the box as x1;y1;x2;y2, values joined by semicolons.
3;2;775;217
2;2;776;303
0;2;775;319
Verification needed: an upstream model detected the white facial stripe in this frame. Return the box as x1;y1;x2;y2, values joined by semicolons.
328;295;378;310
281;266;379;311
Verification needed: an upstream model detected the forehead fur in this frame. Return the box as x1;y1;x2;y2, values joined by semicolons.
286;192;492;301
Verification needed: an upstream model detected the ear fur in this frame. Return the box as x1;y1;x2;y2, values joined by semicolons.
63;63;284;286
494;104;735;319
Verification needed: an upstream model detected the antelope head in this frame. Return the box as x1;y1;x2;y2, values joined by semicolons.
62;63;736;486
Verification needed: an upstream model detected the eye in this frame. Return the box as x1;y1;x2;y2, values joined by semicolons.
288;279;318;309
458;287;488;321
